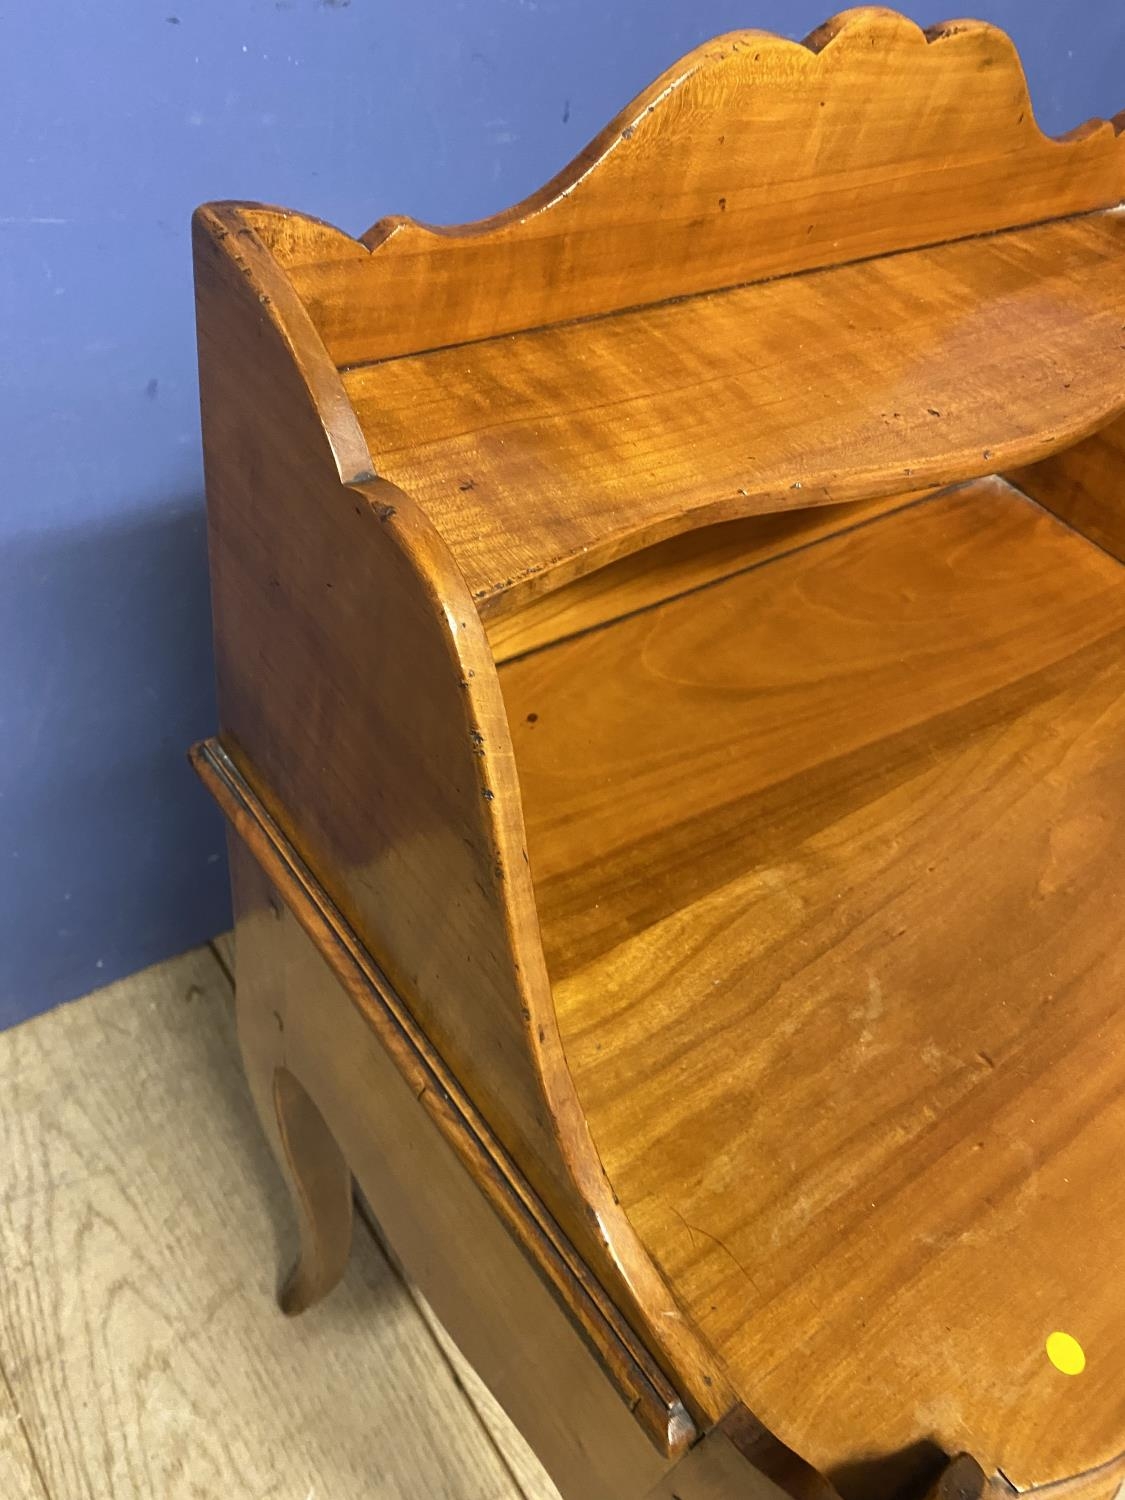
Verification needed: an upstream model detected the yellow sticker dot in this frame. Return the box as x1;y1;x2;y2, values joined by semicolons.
1046;1331;1086;1375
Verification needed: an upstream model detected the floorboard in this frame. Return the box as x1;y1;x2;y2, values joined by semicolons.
0;947;534;1500
0;1366;48;1500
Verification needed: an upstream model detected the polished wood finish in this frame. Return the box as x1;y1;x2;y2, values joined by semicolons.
343;211;1125;611
192;740;696;1459
1008;416;1125;563
192;203;727;1423
203;777;851;1499
500;479;1125;1494
192;10;1125;1498
240;10;1124;366
485;490;931;664
224;832;682;1498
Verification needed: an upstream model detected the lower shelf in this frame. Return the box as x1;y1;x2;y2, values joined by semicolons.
499;477;1125;1496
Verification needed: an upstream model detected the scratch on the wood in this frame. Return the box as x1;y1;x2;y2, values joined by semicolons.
849;973;890;1058
668;1204;763;1295
920;1039;944;1073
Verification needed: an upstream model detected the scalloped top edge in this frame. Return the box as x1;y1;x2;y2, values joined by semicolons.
215;7;1125;366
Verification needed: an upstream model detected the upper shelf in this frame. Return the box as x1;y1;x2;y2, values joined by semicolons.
342;210;1125;613
244;9;1125;365
213;7;1125;617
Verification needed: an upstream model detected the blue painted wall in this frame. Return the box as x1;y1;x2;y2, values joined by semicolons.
2;1;1122;1027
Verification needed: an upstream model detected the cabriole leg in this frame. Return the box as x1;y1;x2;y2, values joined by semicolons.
232;870;354;1315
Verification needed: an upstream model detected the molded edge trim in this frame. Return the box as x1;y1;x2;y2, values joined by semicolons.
190;736;698;1458
191;202;375;482
193;203;733;1423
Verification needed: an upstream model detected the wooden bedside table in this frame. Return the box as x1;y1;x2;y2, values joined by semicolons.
190;10;1125;1496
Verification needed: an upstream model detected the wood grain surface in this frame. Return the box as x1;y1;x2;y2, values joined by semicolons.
203;753;698;1456
1009;416;1125;564
227;836;684;1499
343;211;1125;612
240;10;1125;365
0;1370;48;1500
500;480;1125;1495
0;949;534;1500
485;491;934;664
194;202;729;1420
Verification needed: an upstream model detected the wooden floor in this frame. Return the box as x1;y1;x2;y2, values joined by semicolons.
0;939;559;1500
